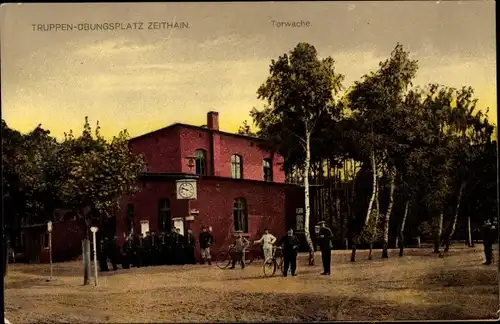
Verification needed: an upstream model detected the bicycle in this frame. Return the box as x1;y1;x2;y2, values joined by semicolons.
263;246;283;277
215;244;255;269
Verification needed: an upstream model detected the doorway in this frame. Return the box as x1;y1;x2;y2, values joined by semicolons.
172;218;184;236
140;220;150;236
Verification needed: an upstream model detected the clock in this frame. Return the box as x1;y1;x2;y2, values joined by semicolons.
176;180;197;199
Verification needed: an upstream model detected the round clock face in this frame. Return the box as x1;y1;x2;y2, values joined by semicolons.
179;182;195;198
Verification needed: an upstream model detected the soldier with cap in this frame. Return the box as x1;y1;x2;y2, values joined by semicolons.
317;221;333;275
199;225;214;265
482;218;497;265
230;232;249;269
278;228;300;277
106;236;120;271
176;228;185;264
98;238;109;272
185;229;196;264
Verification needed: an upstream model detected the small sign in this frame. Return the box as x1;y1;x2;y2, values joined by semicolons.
185;215;195;221
190;209;200;215
47;221;53;233
296;214;304;231
296;208;304;214
90;226;98;233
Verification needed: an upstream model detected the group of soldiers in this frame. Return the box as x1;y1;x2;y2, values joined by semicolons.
98;226;200;271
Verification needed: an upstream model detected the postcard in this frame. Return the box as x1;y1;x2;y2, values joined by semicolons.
1;1;497;322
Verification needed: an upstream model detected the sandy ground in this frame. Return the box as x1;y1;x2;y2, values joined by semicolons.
4;246;499;323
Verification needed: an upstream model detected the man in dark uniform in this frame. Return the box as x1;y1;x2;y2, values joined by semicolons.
199;226;214;265
157;232;165;265
106;236;119;271
122;234;133;269
318;221;333;275
133;234;144;267
482;219;496;265
169;227;179;264
98;239;109;272
185;229;196;264
176;228;185;265
143;232;152;266
278;229;300;277
150;231;159;266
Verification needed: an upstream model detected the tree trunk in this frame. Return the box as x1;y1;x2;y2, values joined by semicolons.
399;201;409;257
382;166;397;258
369;171;380;261
83;239;91;285
364;150;377;227
433;213;443;253
467;216;473;247
304;132;315;266
444;181;466;252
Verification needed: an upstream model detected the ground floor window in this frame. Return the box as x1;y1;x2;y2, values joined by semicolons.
233;198;248;233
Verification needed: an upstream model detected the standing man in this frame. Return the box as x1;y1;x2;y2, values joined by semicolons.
176;228;185;265
482;219;497;265
253;228;276;263
230;232;249;269
98;239;109;272
199;226;214;265
318;221;333;275
185;229;196;264
278;229;300;277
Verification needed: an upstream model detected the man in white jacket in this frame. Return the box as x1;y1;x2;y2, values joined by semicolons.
254;229;276;263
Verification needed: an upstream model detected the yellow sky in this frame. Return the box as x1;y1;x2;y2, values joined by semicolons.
1;2;496;140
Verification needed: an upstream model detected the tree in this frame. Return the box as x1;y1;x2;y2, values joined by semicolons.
442;88;494;252
345;44;418;260
237;120;257;137
60;117;146;229
251;42;344;265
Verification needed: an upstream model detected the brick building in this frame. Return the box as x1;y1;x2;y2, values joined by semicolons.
115;112;304;257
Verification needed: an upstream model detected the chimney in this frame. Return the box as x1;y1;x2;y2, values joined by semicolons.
207;111;219;131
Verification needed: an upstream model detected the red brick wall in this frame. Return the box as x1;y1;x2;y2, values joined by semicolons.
116;178;291;256
129;127;182;173
178;127;212;174
177;127;285;182
36;219;87;263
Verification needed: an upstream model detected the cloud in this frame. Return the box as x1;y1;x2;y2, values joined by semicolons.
75;38;156;57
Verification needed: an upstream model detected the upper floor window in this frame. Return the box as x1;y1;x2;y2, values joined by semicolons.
126;204;135;233
158;199;171;231
231;154;243;179
195;149;207;176
233;198;248;233
263;158;273;182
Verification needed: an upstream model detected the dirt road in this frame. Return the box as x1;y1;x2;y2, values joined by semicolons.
4;246;498;322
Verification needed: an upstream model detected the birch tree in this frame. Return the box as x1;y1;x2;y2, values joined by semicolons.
345;44;418;261
251;42;344;265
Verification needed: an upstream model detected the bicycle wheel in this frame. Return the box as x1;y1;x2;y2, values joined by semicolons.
276;257;283;273
245;249;254;265
263;259;277;277
216;251;231;269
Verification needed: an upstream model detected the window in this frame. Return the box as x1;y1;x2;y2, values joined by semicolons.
263;158;273;182
158;199;171;231
231;154;243;179
126;204;135;233
233;198;248;232
195;149;207;176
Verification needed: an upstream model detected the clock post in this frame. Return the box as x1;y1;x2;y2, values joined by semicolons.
176;157;198;234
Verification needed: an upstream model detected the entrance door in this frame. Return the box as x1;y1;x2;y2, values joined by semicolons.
140;220;150;236
172;218;184;236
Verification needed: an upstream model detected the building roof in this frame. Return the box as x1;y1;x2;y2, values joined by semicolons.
129;122;264;144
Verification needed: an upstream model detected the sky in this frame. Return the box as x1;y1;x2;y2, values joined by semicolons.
1;1;496;140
